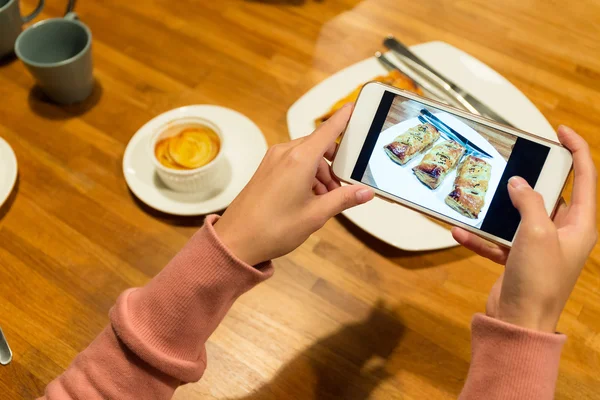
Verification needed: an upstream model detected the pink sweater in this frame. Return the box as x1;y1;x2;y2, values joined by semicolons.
40;216;566;399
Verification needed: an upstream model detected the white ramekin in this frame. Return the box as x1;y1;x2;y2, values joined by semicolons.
150;117;226;193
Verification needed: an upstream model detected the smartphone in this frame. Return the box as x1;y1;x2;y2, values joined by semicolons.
332;82;573;247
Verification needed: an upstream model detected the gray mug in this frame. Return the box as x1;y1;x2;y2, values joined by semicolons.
15;12;93;104
0;0;44;58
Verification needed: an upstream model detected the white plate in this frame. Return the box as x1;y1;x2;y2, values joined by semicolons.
287;41;557;251
123;105;267;216
0;137;18;209
370;113;506;229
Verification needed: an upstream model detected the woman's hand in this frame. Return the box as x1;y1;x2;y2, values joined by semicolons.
214;104;374;266
452;125;597;333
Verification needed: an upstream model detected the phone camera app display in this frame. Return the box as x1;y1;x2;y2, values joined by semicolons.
351;92;550;241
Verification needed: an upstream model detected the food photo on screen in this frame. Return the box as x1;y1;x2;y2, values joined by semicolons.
358;95;518;229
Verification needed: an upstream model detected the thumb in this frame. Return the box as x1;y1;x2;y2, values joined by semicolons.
317;185;374;219
507;176;549;223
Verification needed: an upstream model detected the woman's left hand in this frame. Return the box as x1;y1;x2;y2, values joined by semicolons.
214;104;374;265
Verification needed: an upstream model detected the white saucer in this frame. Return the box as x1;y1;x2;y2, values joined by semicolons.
0;137;18;209
123;105;267;216
287;41;557;251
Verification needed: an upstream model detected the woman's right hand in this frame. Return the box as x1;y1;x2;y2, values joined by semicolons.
452;125;597;333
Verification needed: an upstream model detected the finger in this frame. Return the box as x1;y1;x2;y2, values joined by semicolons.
312;178;328;196
324;141;338;162
552;197;569;224
452;227;509;264
557;125;597;215
306;103;353;155
507;176;551;224
317;185;374;218
316;159;341;192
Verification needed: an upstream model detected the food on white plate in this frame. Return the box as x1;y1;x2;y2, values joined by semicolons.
412;140;465;189
384;123;440;165
315;70;423;127
445;155;492;218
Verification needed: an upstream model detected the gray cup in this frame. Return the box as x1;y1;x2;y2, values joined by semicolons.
15;12;93;104
0;0;44;58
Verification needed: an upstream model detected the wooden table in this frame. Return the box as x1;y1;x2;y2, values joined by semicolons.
1;1;599;398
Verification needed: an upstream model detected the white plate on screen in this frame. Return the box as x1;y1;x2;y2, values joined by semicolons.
123;105;268;216
370;113;506;230
0;137;18;209
287;41;557;251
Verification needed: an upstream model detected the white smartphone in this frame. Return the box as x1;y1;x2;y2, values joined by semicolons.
332;82;573;247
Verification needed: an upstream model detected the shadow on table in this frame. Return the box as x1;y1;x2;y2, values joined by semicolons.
228;300;468;399
0;175;19;222
335;213;474;269
229;300;405;400
27;78;103;120
127;188;217;227
0;53;17;68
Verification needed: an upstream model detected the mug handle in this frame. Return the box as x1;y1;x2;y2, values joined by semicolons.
64;11;78;21
64;0;76;16
21;0;45;23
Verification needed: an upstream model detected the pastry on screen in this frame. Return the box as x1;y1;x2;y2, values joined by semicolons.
384;123;440;165
445;155;492;218
314;70;423;127
413;140;465;189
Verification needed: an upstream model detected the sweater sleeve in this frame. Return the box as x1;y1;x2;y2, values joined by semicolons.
459;313;566;400
40;215;274;399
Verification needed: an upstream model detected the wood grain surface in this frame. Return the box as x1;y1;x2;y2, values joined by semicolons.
0;1;599;399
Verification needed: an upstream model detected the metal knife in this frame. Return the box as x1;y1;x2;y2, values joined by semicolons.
384;36;514;127
420;109;493;158
418;115;455;141
418;115;492;160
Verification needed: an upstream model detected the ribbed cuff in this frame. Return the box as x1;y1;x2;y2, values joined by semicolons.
459;313;566;400
110;215;274;383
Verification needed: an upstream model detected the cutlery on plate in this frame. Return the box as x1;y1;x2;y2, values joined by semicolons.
384;35;515;127
375;51;462;109
0;327;12;365
418;115;491;160
374;50;403;75
420;109;493;158
418;115;454;141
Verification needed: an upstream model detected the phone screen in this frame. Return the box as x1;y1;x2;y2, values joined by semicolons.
351;91;551;242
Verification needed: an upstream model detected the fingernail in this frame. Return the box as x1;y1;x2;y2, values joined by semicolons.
356;188;373;203
508;176;528;189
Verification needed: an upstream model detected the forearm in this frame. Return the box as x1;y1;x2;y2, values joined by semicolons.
40;215;273;399
459;314;566;400
43;326;179;399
